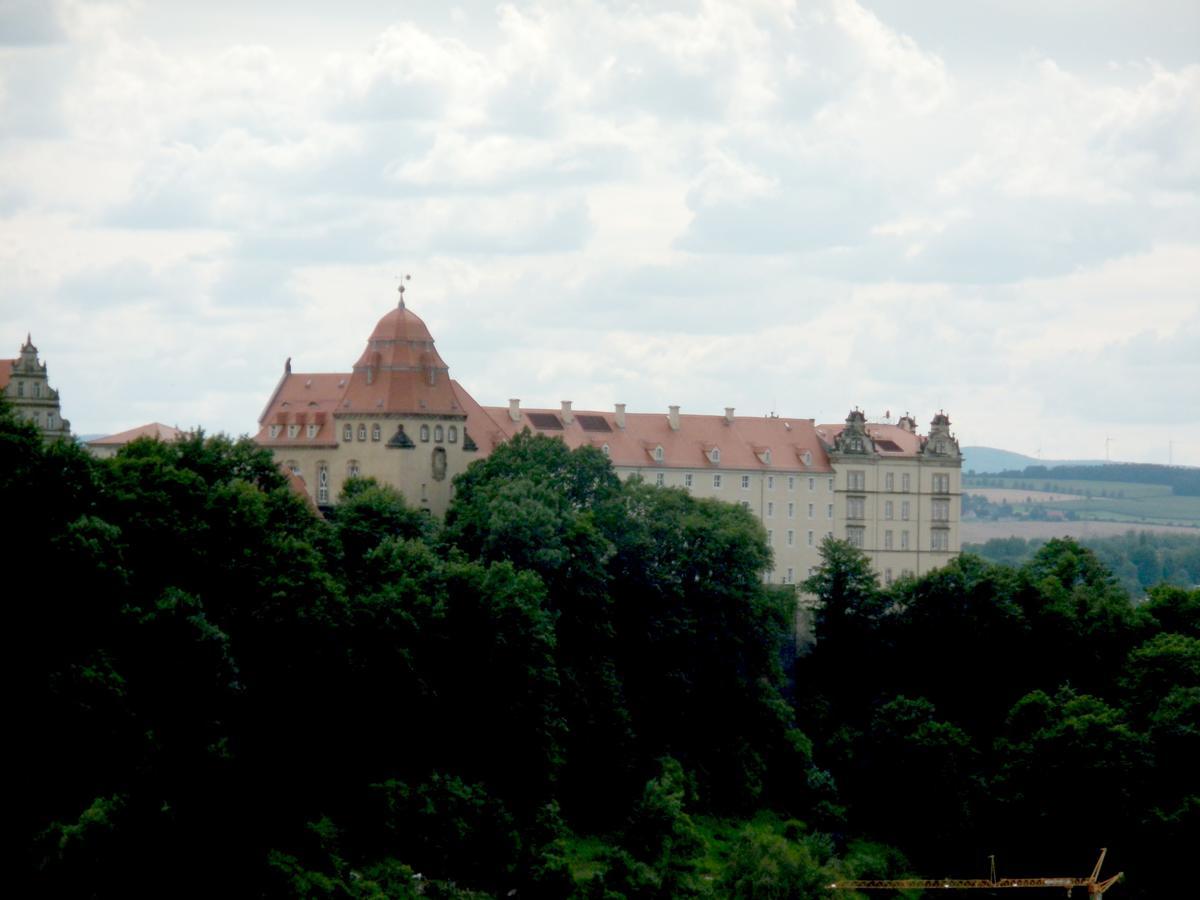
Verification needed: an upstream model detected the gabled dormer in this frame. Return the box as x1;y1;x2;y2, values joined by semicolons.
921;411;961;459
832;409;875;455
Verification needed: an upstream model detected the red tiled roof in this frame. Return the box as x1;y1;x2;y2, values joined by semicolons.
818;421;925;456
88;422;186;446
0;359;15;392
457;393;833;473
254;372;345;447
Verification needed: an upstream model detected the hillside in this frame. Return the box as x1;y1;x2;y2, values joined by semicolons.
962;446;1106;474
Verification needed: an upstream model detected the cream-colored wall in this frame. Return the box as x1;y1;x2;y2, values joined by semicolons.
267;413;474;516
831;455;961;583
613;465;833;585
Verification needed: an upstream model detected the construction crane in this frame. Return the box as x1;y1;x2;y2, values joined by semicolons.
828;849;1121;896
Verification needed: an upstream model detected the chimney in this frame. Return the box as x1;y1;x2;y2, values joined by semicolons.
561;400;574;425
614;403;626;429
508;398;521;422
724;406;735;425
668;405;680;431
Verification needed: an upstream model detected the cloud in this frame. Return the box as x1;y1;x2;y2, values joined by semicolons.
0;0;65;46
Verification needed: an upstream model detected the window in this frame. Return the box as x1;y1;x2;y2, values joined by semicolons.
741;500;750;508
788;476;795;490
767;501;774;518
826;503;833;519
884;530;893;550
901;500;911;521
711;448;721;463
741;474;751;489
803;450;812;465
269;425;281;439
285;460;299;475
932;529;950;551
901;473;911;492
287;424;299;438
434;425;444;442
307;423;318;438
847;497;865;520
787;502;795;519
932;498;950;521
764;450;772;464
357;424;367;441
933;473;950;493
807;503;814;519
885;472;895;491
786;529;795;546
421;483;428;501
317;464;329;504
713;474;722;488
885;500;894;520
16;382;22;397
828;477;834;492
602;444;610;456
347;460;360;478
807;530;814;546
808;477;815;491
846;526;865;548
684;472;693;488
33;382;41;398
448;425;457;443
372;424;382;441
655;472;665;486
767;530;773;545
848;470;866;490
767;476;775;490
654;446;664;461
786;567;794;583
343;424;352;442
420;424;430;442
47;413;54;428
901;530;910;550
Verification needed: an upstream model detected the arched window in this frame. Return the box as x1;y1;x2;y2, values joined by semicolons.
342;424;352;442
420;424;430;442
654;446;664;461
434;425;444;442
448;425;457;443
347;460;360;478
602;443;610;456
357;424;367;441
372;424;381;441
431;447;447;481
802;450;812;466
317;463;329;504
711;448;721;463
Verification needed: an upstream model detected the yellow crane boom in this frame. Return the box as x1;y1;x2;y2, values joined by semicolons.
829;849;1122;896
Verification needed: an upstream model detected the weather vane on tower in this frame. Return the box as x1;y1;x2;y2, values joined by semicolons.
397;273;411;310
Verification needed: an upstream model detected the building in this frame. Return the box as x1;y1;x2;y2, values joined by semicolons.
255;297;962;582
87;422;187;459
254;295;478;513
0;335;71;440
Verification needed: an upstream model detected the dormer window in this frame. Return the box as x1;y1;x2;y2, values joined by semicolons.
307;424;318;439
763;450;772;464
802;450;812;466
269;425;281;439
654;446;664;461
287;424;299;438
710;448;720;464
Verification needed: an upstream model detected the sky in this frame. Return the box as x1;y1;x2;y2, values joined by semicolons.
1;0;1198;465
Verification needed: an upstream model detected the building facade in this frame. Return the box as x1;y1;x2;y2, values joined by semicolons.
0;335;71;440
256;299;962;583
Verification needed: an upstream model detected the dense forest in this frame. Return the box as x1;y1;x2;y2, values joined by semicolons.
11;401;1196;898
970;532;1200;597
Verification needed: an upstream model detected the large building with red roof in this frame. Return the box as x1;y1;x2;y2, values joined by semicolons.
1;335;71;441
256;297;962;584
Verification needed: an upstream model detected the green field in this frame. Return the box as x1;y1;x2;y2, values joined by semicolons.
964;475;1200;527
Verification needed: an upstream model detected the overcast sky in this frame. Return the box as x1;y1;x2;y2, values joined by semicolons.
2;0;1198;464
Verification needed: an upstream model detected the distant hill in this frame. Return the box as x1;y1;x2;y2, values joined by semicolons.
962;446;1106;474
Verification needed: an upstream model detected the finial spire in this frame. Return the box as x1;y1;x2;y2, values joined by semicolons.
397;273;411;310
